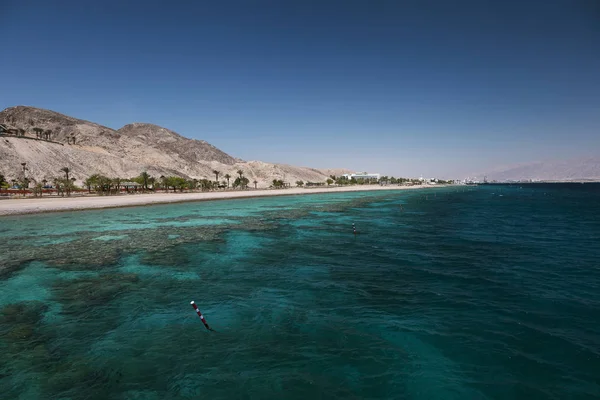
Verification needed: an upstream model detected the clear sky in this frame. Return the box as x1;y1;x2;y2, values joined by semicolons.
1;0;599;178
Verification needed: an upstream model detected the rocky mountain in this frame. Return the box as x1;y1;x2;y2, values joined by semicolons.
0;106;350;187
481;156;600;182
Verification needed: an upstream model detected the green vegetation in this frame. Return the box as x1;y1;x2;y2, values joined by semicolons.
112;178;122;192
213;170;221;183
233;176;249;189
31;182;44;197
84;176;97;193
60;167;72;196
272;179;285;188
19;177;31;190
1;162;452;198
136;171;151;191
200;179;215;191
157;176;187;192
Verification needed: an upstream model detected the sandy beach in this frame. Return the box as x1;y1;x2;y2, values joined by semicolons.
0;185;444;216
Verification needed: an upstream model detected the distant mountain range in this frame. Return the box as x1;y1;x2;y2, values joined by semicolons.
479;156;600;182
0;106;350;187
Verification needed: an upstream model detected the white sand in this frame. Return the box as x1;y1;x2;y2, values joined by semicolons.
0;185;443;216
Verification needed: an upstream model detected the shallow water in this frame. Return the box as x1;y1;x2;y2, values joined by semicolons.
1;186;599;399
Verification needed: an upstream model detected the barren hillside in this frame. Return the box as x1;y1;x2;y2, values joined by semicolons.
481;156;600;182
0;106;351;187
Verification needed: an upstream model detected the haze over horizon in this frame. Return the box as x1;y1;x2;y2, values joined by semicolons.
1;0;599;178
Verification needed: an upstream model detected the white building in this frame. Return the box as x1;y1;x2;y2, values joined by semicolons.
342;172;381;180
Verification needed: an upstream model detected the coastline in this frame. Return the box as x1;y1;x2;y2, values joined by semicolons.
0;185;446;217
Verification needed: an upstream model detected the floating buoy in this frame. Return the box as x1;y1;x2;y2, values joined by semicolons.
190;301;214;331
352;223;357;235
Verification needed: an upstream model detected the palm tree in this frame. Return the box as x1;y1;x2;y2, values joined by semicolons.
224;174;231;188
60;167;71;196
212;170;220;184
140;171;150;191
20;177;30;189
53;178;64;197
61;167;70;181
199;179;212;192
113;178;122;194
148;176;156;191
253;180;258;189
70;177;77;194
84;176;98;194
237;170;244;189
33;181;43;197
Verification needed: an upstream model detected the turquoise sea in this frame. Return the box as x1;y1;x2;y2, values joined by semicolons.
1;185;599;399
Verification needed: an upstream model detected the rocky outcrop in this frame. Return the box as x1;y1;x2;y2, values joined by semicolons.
0;106;351;187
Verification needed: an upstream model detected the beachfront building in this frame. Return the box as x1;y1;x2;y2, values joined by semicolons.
341;172;381;181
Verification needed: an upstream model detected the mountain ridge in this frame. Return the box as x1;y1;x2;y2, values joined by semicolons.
0;106;350;186
477;156;600;182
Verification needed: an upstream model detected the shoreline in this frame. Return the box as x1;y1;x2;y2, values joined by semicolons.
0;185;448;217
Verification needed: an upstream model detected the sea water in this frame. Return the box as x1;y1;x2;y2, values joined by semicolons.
0;185;599;399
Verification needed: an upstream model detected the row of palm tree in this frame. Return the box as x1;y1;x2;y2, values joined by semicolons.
32;128;53;141
0;125;67;143
1;163;75;197
78;170;254;194
212;169;249;188
3;165;367;197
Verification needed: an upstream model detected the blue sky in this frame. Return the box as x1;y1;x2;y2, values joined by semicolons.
1;0;599;178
